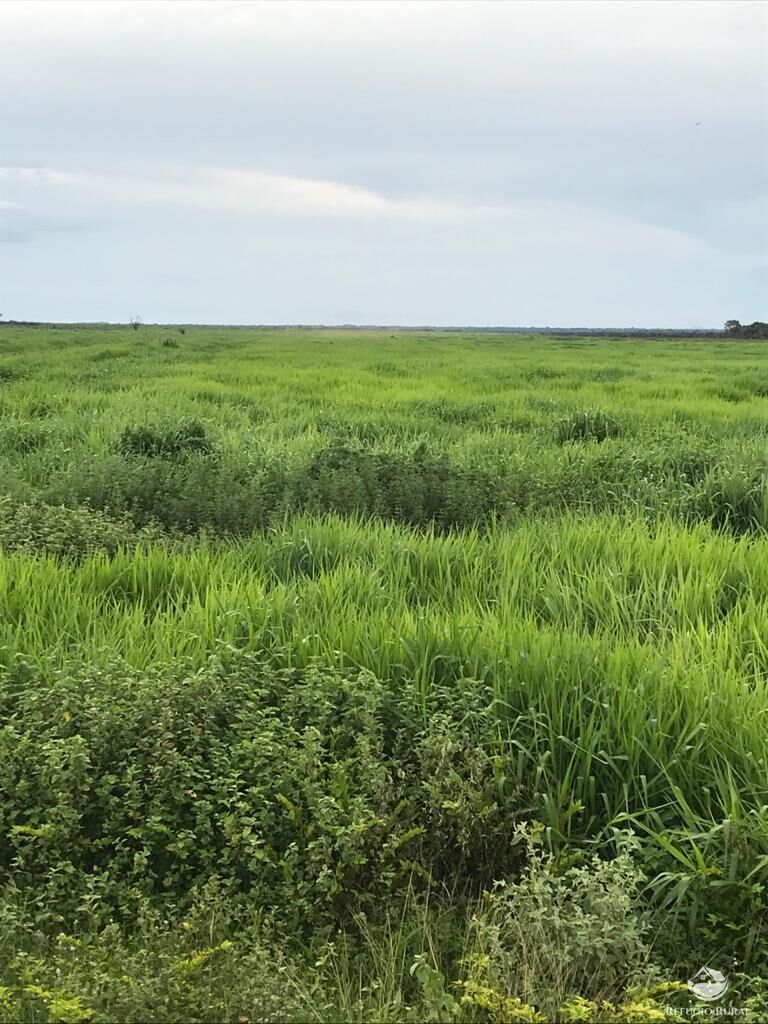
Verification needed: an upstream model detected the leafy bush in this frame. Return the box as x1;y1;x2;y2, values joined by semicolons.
116;420;215;459
465;826;655;1015
524;366;566;382
0;500;155;559
410;400;496;425
555;411;623;444
0;910;309;1024
0;423;51;454
293;442;505;528
43;453;290;534
695;470;767;535
0;659;423;933
0;655;548;939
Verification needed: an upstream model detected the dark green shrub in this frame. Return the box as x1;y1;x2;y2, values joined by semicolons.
696;471;766;535
43;454;289;535
411;399;495;425
26;401;58;419
0;655;544;936
0;922;307;1024
586;366;631;382
0;500;155;559
293;443;504;529
0;423;51;454
91;348;131;362
117;419;215;459
0;660;424;933
555;410;623;444
524;367;566;382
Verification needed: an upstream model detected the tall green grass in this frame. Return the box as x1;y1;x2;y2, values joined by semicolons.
2;513;767;860
1;326;766;534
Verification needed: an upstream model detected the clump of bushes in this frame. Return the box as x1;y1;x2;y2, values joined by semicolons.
524;366;566;382
39;438;768;538
694;470;767;535
410;399;496;425
0;499;158;559
468;827;653;1015
585;366;630;383
294;442;505;528
0;423;51;454
555;410;622;444
43;454;288;534
0;658;527;934
116;419;215;459
0;870;698;1024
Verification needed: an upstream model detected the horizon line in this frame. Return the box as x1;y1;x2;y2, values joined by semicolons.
0;320;726;333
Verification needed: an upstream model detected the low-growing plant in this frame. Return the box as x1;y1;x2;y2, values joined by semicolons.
116;419;215;459
0;499;157;559
555;410;623;444
464;824;654;1016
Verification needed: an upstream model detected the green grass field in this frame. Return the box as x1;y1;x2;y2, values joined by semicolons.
1;326;767;1022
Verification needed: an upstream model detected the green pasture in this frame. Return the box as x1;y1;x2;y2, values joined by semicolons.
1;326;767;1021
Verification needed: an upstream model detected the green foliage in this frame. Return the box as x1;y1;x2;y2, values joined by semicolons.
0;659;427;932
294;442;504;528
0;910;310;1024
116;419;215;459
1;327;768;1019
50;452;278;533
724;320;768;339
460;826;655;1016
554;410;623;444
0;499;157;559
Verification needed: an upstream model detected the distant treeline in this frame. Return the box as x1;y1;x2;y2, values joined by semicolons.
724;320;768;339
0;320;732;336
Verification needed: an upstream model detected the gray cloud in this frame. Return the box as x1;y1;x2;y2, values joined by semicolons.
0;199;88;244
0;0;765;325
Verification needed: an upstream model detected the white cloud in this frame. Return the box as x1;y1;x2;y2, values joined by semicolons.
0;162;718;263
0;164;504;223
1;1;762;92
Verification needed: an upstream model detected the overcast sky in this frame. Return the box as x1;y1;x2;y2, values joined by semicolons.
1;0;766;327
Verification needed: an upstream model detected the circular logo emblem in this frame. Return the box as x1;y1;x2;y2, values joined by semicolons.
688;967;729;1002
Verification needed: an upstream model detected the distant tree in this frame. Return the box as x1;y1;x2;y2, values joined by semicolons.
742;321;768;339
724;319;768;339
129;316;143;331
